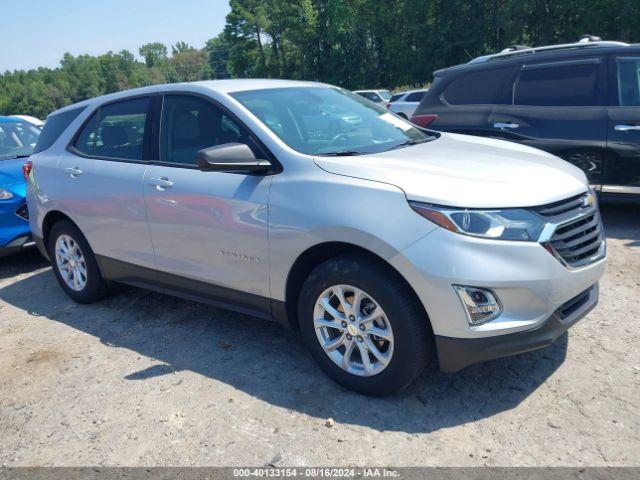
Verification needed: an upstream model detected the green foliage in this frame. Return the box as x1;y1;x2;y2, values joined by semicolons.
139;42;168;68
1;0;638;119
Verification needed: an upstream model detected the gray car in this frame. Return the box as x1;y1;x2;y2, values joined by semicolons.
26;80;605;396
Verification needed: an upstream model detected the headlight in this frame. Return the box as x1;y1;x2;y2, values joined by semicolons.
0;188;14;200
410;202;545;241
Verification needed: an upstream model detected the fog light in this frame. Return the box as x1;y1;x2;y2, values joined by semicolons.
453;285;502;326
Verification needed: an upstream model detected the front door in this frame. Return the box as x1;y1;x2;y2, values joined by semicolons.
488;58;609;184
60;96;155;269
606;55;640;191
142;94;272;311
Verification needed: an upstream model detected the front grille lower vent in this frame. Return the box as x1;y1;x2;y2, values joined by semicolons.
15;203;29;221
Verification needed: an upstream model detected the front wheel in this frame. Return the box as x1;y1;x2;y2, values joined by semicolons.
298;255;433;396
48;220;110;303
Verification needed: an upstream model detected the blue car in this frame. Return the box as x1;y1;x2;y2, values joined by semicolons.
0;116;41;257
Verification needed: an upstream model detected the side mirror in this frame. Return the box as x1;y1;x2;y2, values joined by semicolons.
196;143;272;174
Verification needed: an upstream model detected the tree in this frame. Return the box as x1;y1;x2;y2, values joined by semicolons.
172;41;196;55
1;0;638;120
139;42;168;67
205;34;232;79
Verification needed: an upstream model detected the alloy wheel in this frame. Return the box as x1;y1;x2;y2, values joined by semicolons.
313;284;394;377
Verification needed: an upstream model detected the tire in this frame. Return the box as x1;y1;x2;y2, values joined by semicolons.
47;220;110;304
298;254;433;396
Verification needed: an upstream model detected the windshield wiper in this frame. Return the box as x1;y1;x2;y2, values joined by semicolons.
386;139;431;151
316;150;366;157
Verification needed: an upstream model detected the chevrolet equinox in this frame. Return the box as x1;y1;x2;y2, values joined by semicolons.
26;80;606;396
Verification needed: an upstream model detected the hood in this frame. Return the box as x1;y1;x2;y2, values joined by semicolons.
314;133;588;208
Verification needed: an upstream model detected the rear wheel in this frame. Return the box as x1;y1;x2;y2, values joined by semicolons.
298;254;433;396
48;220;110;303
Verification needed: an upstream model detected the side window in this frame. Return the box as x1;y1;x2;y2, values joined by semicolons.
389;93;404;102
515;59;603;107
442;66;515;105
617;57;640;106
74;97;149;160
160;95;245;165
405;91;426;102
34;106;85;154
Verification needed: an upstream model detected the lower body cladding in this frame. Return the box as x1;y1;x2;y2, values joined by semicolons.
392;226;606;372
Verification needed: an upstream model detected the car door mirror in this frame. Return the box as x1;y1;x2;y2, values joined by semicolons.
196;143;272;174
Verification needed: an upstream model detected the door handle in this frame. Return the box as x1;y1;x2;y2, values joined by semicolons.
614;124;640;132
148;177;174;190
493;122;519;129
64;167;83;178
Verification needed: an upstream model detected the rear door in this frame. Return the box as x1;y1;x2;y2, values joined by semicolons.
428;65;517;136
61;96;155;268
489;58;609;184
606;54;640;191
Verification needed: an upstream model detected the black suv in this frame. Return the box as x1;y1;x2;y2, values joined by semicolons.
412;38;640;195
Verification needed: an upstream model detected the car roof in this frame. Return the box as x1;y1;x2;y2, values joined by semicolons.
435;41;640;76
50;79;335;117
394;89;428;95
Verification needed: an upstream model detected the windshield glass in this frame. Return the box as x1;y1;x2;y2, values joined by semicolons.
232;87;431;155
0;120;41;160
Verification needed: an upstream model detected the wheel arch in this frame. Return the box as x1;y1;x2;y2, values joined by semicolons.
41;210;80;251
283;241;431;332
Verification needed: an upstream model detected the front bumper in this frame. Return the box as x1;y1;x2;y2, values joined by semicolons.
0;232;35;257
0;200;33;257
436;283;598;372
389;216;606;370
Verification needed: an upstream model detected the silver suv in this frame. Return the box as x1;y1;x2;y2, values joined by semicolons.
26;80;606;396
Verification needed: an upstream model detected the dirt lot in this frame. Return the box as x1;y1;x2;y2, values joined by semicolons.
0;201;638;467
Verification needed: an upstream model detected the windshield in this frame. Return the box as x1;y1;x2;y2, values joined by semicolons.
232;87;432;155
0;120;41;160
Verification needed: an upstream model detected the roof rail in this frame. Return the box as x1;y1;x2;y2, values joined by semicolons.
469;37;629;64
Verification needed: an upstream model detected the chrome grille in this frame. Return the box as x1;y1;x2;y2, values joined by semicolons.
15;203;29;221
535;192;605;268
534;193;588;220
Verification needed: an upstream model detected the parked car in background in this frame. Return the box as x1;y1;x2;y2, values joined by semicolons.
387;89;428;118
27;80;604;396
0;116;40;256
412;36;640;196
353;89;392;107
10;115;45;129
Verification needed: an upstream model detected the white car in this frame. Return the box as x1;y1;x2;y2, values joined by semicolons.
388;89;428;118
10;115;44;128
353;89;392;107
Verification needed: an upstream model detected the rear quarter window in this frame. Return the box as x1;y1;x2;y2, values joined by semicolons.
442;66;516;105
33;106;85;154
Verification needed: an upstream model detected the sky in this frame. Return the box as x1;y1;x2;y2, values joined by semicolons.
0;0;230;72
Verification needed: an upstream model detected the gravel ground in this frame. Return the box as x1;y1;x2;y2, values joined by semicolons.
0;201;638;467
